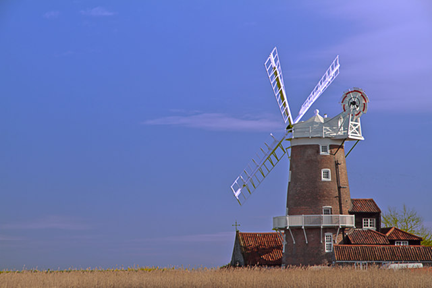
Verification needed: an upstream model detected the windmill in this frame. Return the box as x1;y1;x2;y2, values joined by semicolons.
230;47;369;266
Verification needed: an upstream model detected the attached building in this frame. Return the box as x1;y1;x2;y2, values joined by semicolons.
230;199;432;266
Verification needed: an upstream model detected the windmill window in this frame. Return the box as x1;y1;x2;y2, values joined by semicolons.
395;241;409;246
362;218;376;230
321;169;331;181
323;206;332;215
320;145;329;155
325;233;333;252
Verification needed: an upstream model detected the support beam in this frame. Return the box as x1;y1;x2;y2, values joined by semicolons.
303;228;308;244
288;228;295;244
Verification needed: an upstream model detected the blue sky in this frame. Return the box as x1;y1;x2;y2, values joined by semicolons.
1;1;431;269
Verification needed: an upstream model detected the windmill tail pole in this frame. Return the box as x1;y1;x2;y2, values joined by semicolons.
345;140;360;158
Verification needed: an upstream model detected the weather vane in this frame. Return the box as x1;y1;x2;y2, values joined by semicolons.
232;220;240;231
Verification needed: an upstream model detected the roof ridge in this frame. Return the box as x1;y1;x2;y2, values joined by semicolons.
239;232;280;235
385;227;396;236
368;229;387;236
391;227;423;239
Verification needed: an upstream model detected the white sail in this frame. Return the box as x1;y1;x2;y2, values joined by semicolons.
265;47;294;127
294;56;340;123
231;133;290;205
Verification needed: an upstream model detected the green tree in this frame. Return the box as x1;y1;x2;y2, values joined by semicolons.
382;204;432;246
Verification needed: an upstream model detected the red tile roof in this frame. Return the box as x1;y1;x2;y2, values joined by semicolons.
334;245;432;262
346;229;390;245
349;199;381;213
381;227;423;241
238;232;283;266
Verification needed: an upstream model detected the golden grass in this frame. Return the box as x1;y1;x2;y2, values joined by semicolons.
1;266;431;288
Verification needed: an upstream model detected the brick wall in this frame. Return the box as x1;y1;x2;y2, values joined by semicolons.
283;228;343;266
287;144;351;215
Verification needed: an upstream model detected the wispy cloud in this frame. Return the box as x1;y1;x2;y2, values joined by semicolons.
0;215;91;230
0;235;24;241
142;112;282;132
43;11;60;19
171;232;234;242
131;232;234;243
80;7;116;17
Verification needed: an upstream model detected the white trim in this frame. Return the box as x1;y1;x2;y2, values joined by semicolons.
395;241;409;246
291;138;343;147
322;169;331;181
325;233;333;252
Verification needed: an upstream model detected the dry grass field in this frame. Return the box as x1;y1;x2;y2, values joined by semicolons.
1;266;431;288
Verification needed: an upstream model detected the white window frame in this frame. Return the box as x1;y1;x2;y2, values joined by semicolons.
323;206;332;215
325;233;333;252
362;218;376;230
395;241;409;246
320;145;330;155
321;169;331;181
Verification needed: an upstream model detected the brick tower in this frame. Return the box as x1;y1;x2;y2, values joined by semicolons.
276;110;359;266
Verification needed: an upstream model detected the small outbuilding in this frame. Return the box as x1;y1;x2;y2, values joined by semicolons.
230;232;283;267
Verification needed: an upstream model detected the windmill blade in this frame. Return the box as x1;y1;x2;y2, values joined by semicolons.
231;132;291;205
294;56;340;123
265;47;294;127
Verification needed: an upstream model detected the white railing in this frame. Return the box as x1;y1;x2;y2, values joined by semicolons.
291;112;363;140
292;125;346;139
273;214;355;229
